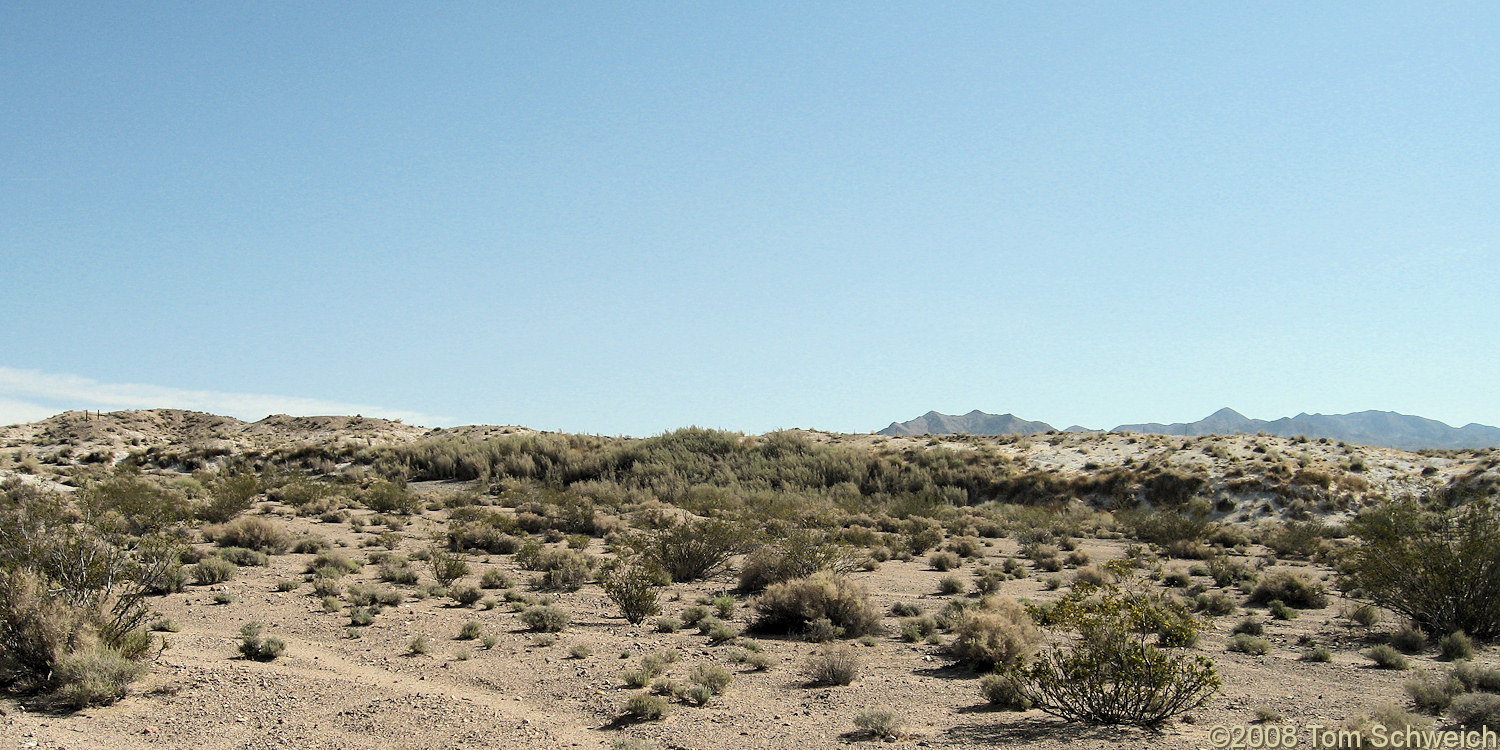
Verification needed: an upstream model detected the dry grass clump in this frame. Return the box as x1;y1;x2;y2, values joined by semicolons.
852;706;903;739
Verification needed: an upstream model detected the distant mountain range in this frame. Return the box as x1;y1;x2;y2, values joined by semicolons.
877;408;1500;450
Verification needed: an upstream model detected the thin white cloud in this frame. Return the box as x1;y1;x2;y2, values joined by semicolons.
0;366;449;427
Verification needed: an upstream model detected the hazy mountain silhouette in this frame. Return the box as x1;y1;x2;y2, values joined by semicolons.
879;408;1500;450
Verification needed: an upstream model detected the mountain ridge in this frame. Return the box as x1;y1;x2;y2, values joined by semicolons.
878;408;1500;450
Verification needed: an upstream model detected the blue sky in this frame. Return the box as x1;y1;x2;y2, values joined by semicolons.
3;3;1497;435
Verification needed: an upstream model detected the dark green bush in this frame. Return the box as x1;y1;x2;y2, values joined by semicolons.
1013;566;1219;726
1341;496;1500;640
1248;571;1327;609
238;622;285;662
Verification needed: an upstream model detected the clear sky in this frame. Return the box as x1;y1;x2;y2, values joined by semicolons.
3;3;1497;435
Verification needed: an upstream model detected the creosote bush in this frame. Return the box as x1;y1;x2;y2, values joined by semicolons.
1012;564;1220;726
238;622;285;662
602;563;662;624
1340;496;1500;639
640;518;752;583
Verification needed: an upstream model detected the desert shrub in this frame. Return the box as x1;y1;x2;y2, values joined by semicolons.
947;599;1042;671
751;573;881;638
77;474;191;535
197;472;262;523
890;601;924;618
378;560;419;585
428;543;470;587
900;616;938;642
458;621;483;640
973;568;1006;595
49;646;149;709
1248;571;1327;610
852;706;902;739
238;622;285;662
1229;634;1271;656
408;635;431;655
1208;557;1258;588
1341;496;1500;639
1440;632;1476;661
291;535;330;554
217;546;268;567
1367;644;1409;670
1450;663;1500;693
1406;671;1464;714
539;556;591;592
802;644;860;686
621;692;668;722
602;564;663;624
1013;565;1219;726
640;518;752;583
980;671;1032;711
1267;600;1298;621
654;616;681;633
308;551;362;577
688;663;732;694
1343;703;1431;745
802;617;842;643
1302;646;1332;662
1264;520;1332;559
209;516;290;554
1450;693;1500;730
1349;604;1381;627
937;575;965;595
450;584;483;607
1195;591;1236;616
737;529;857;592
1390;625;1428;654
192;557;237;584
520;605;569;632
362;480;423;515
1233;617;1264;636
348;607;375;626
480;569;512;589
929;551;960;572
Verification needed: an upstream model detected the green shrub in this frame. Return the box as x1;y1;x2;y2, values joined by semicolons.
480;569;513;589
1233;617;1264;636
737;529;856;592
362;480;423;515
217;546;268;567
802;644;860;686
751;572;881;638
1014;565;1219;726
520;605;569;632
49;646;148;709
1450;693;1500;730
688;663;732;694
1406;671;1464;714
929;551;960;571
450;584;483;607
198;472;262;523
1341;496;1500;639
1349;604;1381;627
1302;646;1332;662
1229;634;1271;656
1440;632;1476;661
621;692;668;722
1248;571;1327;610
192;557;237;584
209;516;290;553
1195;591;1236;616
1451;663;1500;692
947;599;1041;671
937;575;965;595
428;543;470;587
408;635;432;655
980;670;1032;710
238;623;285;662
603;564;663;624
1390;625;1428;654
1367;644;1409;670
641;518;752;583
